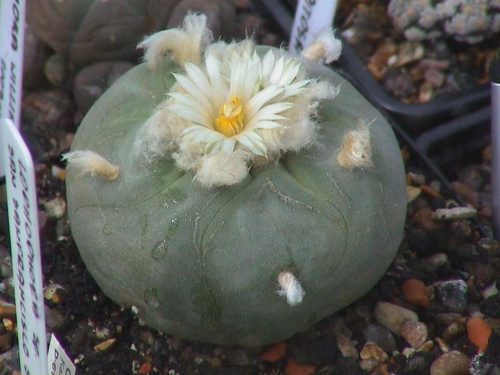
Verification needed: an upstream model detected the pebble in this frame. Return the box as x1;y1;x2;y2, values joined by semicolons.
44;53;70;89
467;317;491;352
480;282;498;299
432;206;477;220
225;348;252;367
335;332;359;359
360;342;388;363
402;279;430;306
423;253;449;272
413;207;444;231
480;293;500;318
436;280;468;313
44;306;64;330
430;351;470;375
359;357;380;372
404;351;435;375
259;342;286;362
42;197;67;219
407;185;422;202
374;301;419;335
0;301;16;319
442;321;466;340
363;324;396;353
284;358;315;375
400;320;428;348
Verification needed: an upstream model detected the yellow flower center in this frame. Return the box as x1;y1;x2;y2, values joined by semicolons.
215;97;244;137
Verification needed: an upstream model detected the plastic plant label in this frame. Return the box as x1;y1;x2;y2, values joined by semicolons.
0;0;26;177
48;335;76;375
2;118;48;375
289;0;337;55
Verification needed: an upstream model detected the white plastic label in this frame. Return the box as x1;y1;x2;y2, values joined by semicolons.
0;0;26;177
48;335;76;375
289;0;337;55
2;118;48;375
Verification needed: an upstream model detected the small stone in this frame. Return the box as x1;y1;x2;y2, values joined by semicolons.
44;306;64;330
435;337;450;353
93;338;116;351
260;342;286;362
374;302;419;335
419;81;434;103
402;279;430;306
364;324;396;353
0;333;14;352
42;197;67;219
467;317;492;352
0;301;16;319
424;69;446;87
423;253;449;272
225;348;251;366
360;342;388;363
480;294;500;318
443;321;466;340
404;351;435;375
430;351;470;375
407;186;422;202
436;280;468;313
44;54;69;89
284;358;315;375
359;358;380;372
413;207;444;231
400;321;428;348
336;332;359;359
432;206;477;220
481;282;498;299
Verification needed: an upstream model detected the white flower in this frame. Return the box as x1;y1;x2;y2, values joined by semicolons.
137;14;340;187
169;49;308;156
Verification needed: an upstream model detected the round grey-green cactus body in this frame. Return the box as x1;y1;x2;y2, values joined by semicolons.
66;47;407;346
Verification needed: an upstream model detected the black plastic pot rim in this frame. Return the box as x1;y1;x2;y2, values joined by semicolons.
259;0;491;136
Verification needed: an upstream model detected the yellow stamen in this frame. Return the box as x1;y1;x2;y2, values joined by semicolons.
215;97;244;137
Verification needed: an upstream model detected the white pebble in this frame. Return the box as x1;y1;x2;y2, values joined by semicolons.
432;206;477;220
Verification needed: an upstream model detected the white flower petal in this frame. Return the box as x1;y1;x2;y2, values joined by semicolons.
251;120;283;130
205;54;227;107
261;50;275;79
245;102;292;129
221;138;237;152
169;93;215;123
181;125;225;143
183;62;213;99
244;85;284;119
269;57;285;84
168;103;210;126
235;131;267;155
173;73;213;111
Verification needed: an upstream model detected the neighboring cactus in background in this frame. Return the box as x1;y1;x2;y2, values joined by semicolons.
388;0;500;43
64;15;407;346
27;0;236;68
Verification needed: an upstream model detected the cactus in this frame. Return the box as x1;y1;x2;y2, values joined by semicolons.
388;0;500;43
65;15;407;346
27;0;236;68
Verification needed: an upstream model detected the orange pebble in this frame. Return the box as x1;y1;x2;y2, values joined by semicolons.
467;317;491;352
418;184;442;199
285;358;316;375
138;362;152;374
260;341;286;362
401;279;429;306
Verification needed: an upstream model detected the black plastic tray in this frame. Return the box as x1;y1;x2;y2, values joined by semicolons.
258;0;491;135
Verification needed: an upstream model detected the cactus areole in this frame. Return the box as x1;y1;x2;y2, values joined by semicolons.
65;15;407;346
